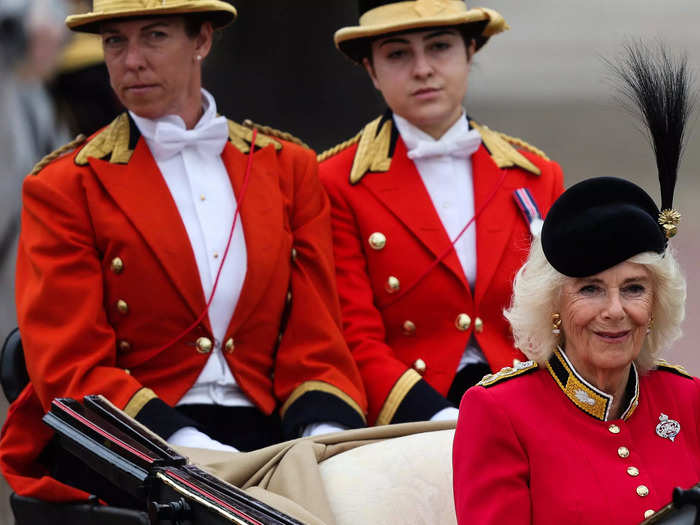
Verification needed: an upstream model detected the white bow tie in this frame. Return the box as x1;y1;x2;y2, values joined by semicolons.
149;115;229;161
407;128;482;160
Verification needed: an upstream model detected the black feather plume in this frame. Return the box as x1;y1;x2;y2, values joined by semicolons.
608;41;695;211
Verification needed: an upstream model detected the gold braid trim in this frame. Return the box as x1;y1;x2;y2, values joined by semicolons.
317;131;362;163
31;134;87;175
497;131;550;161
123;387;157;418
375;369;422;426
655;358;692;379
242;119;309;149
280;380;366;423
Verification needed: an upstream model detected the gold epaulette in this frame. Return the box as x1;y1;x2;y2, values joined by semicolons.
76;113;133;166
470;121;547;176
242;119;308;149
499;131;550;161
478;360;538;388
343;116;394;184
31;134;87;175
317;131;362;163
228;119;282;153
655;359;693;379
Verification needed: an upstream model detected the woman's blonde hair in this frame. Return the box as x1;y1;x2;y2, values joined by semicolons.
504;236;686;373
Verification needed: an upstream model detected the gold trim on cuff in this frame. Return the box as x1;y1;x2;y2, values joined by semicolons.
123;387;157;418
376;369;422;426
280;381;366;423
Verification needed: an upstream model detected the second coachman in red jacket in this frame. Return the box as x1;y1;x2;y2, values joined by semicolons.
319;0;565;426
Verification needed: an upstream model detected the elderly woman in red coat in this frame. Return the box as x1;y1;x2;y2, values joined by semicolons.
453;45;698;524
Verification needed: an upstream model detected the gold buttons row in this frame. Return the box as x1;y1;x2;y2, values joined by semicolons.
195;337;235;355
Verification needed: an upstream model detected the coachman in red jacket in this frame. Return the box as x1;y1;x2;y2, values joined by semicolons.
0;0;366;503
319;0;564;426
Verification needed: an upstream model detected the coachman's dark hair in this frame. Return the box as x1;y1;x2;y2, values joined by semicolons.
609;41;695;212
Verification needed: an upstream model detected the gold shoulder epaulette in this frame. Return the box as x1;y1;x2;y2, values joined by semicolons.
470;121;546;176
478;360;538;388
498;131;550;161
76;113;133;166
317;131;362;163
227;119;282;153
348;116;393;184
655;359;693;379
242;119;308;148
31;134;87;175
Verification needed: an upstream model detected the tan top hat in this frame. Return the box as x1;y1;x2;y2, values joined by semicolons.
335;0;508;63
66;0;237;33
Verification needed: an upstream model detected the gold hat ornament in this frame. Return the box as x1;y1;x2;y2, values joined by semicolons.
65;0;237;33
335;0;509;63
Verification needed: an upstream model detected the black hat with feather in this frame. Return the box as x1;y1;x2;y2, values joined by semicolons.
541;42;694;278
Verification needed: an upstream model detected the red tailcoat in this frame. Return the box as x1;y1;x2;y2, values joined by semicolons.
319;115;564;425
0;114;366;501
453;351;700;525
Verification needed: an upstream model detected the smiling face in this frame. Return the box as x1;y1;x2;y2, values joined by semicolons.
101;16;213;127
363;28;473;139
559;261;654;385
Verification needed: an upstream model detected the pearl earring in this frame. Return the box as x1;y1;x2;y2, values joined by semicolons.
196;55;202;62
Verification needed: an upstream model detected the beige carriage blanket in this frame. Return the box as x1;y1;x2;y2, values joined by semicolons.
176;420;457;525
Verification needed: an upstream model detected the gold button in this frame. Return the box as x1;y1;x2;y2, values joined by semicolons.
124;369;131;375
291;248;298;261
213;252;219;259
118;340;131;352
455;313;471;331
196;337;213;354
117;299;129;315
286;291;292;303
402;320;416;336
636;485;649;497
200;194;206;201
609;424;620;434
475;317;484;333
627;466;639;477
385;276;400;293
224;338;235;354
368;232;387;250
618;446;630;458
110;257;124;273
513;359;521;366
644;510;655;519
413;358;427;374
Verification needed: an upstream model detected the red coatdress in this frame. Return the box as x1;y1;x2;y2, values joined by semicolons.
0;114;367;502
453;349;700;525
319;115;564;425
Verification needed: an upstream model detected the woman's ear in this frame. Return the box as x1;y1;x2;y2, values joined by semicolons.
466;39;476;63
195;21;214;60
363;56;381;91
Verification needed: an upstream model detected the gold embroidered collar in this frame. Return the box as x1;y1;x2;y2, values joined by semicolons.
545;347;639;421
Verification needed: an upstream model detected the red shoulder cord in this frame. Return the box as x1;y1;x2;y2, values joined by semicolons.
152;129;258;353
379;168;508;310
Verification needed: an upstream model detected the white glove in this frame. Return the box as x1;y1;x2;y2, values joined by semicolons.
301;422;348;438
167;426;239;452
430;407;460;422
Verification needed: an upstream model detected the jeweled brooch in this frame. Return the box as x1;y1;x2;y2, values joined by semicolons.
656;413;681;442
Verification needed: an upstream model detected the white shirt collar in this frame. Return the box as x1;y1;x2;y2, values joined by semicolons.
393;110;471;151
